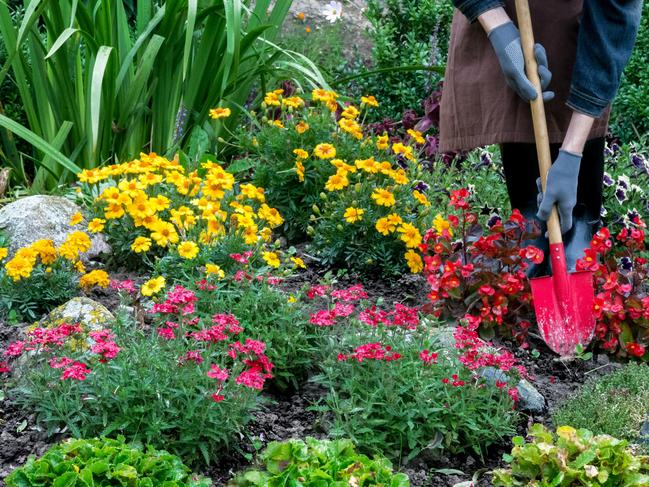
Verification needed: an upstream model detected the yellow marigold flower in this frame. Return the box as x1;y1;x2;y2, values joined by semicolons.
79;270;110;289
296;160;305;182
150;195;171;212
150;221;179;247
282;96;304;108
128;196;155;220
341;105;360;119
66;231;92;253
413;190;431;207
405;250;423;273
433;214;453;236
390;169;409;185
295;11;305;21
330;159;356;175
263;91;281;106
263;251;281;268
312;88;338;103
258;204;284;228
31;239;57;265
376;134;389;150
88;218;105;233
78;168;104;184
0;247;7;261
104;203;125;220
69;212;83;226
338;118;363;137
288;295;297;303
375;213;402;235
407;129;425;144
291;257;306;269
209;107;231;119
313;143;336;159
118;178;144;194
5;254;35;281
260;227;273;242
141;276;165;296
343;207;364;223
75;260;86;273
398;223;422;248
325;99;339;113
170;206;197;230
371;188;396;207
240;184;266;202
131;236;152;253
293;148;309;160
361;95;379;107
295;121;309;134
271;120;285;129
355;157;379;174
177;241;199;260
205;263;225;279
325;173;349;191
242;226;258;245
392;142;415;161
138;172;163;187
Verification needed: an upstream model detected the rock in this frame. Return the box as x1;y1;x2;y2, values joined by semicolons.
480;367;546;413
0;195;110;259
40;297;114;332
428;324;458;349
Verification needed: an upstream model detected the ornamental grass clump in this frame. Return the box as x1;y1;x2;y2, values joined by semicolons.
420;188;542;344
308;284;521;463
230;437;409;486
0;223;109;321
6;437;211;487
239;87;441;275
5;284;273;465
492;424;649;487
78;153;287;277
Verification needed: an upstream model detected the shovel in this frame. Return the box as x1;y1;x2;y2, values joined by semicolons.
515;0;596;356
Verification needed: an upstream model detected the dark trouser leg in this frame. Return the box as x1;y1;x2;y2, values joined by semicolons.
501;137;604;275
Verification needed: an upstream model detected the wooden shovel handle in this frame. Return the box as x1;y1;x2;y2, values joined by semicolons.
514;0;562;245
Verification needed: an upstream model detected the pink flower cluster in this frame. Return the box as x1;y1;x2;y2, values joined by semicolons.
338;343;402;363
1;322;118;380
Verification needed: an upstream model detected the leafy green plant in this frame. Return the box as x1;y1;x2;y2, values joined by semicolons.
492;424;649;486
8;287;271;466
0;0;326;191
6;436;211;486
552;363;649;445
308;285;520;462
229;437;410;486
611;3;649;142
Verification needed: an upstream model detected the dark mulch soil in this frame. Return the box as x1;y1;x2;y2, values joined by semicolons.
0;269;627;486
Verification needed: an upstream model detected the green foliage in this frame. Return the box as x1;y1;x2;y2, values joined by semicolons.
611;3;649;141
10;304;264;466
310;292;519;462
492;424;649;486
0;0;325;191
229;437;410;486
353;0;453;120
6;436;211;487
552;363;649;445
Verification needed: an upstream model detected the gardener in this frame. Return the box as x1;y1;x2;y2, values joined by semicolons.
440;1;643;276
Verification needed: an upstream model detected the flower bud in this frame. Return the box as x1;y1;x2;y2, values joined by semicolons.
217;137;226;143
312;204;321;215
309;214;316;221
336;224;344;231
355;183;362;192
319;192;328;200
261;115;268;122
307;226;315;236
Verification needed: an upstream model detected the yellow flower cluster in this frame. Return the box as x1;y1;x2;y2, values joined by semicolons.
78;153;284;259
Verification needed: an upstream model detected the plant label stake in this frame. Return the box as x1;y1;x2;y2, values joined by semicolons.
515;0;596;356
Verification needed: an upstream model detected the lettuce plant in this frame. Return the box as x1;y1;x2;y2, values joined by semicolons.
492;424;649;487
6;437;211;486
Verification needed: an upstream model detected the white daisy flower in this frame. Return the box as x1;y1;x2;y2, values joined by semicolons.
322;1;343;23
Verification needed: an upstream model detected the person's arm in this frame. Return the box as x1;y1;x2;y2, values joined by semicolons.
567;0;643;117
452;1;505;23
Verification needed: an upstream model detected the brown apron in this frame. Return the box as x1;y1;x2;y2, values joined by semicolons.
439;0;609;153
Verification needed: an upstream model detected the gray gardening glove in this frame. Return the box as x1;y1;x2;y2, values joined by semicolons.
488;21;554;102
536;150;583;234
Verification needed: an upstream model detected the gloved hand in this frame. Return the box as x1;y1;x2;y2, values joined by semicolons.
536;150;583;233
488;21;554;102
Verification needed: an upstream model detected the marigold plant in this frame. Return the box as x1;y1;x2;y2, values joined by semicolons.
239;87;443;275
78;152;286;278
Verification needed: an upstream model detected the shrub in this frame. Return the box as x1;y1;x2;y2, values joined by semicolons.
229;437;409;486
357;0;454;121
552;363;649;444
308;284;521;462
241;87;443;275
610;3;649;142
492;424;649;487
0;226;109;321
420;188;541;344
6;284;273;465
6;437;211;487
78;153;289;277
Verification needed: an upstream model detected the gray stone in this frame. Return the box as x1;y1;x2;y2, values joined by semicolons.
0;195;110;258
428;324;459;349
480;367;546;413
40;297;114;331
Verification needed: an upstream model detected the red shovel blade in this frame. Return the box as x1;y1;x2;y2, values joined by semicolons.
529;243;595;356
